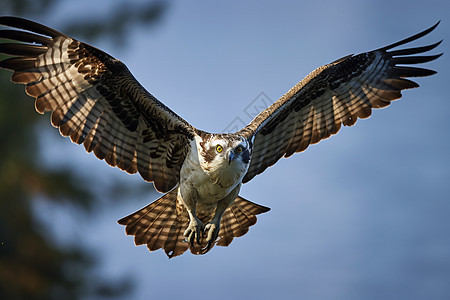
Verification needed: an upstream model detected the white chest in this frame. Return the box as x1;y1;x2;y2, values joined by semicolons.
179;138;246;203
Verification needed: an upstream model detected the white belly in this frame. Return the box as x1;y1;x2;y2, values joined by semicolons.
180;154;233;203
179;139;244;204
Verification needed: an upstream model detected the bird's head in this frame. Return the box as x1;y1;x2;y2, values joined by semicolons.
198;134;251;183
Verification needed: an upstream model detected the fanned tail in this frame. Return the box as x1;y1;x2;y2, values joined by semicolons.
117;189;190;258
216;196;270;247
118;191;270;258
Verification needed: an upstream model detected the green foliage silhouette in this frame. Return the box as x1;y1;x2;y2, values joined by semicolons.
0;1;167;298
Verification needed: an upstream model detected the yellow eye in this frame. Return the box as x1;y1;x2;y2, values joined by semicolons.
236;146;243;153
216;145;223;153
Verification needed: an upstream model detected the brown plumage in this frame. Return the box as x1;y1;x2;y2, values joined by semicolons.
239;22;442;183
0;16;194;193
118;189;269;258
0;16;441;258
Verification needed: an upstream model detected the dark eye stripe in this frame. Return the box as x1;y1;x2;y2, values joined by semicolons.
242;148;251;164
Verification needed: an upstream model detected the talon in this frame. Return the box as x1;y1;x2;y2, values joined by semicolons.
183;218;204;246
196;227;201;245
189;229;196;246
201;240;214;254
201;221;220;254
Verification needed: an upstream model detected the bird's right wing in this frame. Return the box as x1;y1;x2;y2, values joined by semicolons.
0;16;196;192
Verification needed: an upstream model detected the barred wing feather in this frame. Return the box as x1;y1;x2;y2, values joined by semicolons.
240;22;441;183
0;16;196;192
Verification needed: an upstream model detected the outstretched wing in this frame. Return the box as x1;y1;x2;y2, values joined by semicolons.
240;22;441;183
0;16;196;192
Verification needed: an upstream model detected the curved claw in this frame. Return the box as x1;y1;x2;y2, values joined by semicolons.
201;240;215;254
183;218;204;246
201;222;220;254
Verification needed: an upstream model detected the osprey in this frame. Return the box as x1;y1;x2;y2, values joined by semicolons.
0;17;441;258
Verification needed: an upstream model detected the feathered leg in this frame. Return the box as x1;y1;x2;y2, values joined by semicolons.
201;184;241;253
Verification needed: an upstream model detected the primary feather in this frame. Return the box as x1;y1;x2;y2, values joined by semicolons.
239;22;441;183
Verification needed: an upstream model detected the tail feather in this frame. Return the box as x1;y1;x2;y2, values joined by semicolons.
121;195;171;239
216;196;270;247
217;215;234;247
163;218;189;258
147;213;175;251
118;189;190;257
228;205;251;237
118;190;270;258
135;205;170;246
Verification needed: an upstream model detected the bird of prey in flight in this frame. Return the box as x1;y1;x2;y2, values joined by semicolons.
0;17;441;257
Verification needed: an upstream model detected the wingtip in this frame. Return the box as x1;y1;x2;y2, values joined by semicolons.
434;20;441;28
381;21;441;51
0;16;18;25
0;16;32;28
434;39;444;48
0;16;63;38
421;20;441;36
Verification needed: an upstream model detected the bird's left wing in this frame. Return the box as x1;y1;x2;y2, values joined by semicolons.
240;22;441;183
0;16;196;192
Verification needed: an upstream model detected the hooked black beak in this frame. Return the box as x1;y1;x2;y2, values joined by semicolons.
228;151;235;165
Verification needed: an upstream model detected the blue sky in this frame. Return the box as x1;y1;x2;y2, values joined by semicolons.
12;1;450;299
